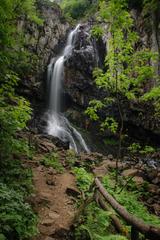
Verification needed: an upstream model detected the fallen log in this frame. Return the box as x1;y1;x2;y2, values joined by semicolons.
95;177;160;240
95;192;128;237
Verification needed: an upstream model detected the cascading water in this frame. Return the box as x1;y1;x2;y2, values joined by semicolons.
47;24;90;153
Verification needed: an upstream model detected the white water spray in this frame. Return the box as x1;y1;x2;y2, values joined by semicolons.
47;24;90;153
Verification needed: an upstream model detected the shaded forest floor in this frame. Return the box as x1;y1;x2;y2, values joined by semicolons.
23;133;160;240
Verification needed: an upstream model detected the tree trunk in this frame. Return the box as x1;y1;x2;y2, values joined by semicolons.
95;178;160;240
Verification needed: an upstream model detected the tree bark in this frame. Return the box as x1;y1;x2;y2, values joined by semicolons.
95;192;128;237
95;178;160;240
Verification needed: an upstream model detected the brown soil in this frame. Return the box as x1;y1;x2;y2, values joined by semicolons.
31;165;77;240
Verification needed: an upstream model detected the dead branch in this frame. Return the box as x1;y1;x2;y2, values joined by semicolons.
95;178;160;240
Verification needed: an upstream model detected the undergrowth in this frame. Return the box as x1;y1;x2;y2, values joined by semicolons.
0;156;38;239
65;149;78;167
0;184;37;240
41;152;64;173
102;175;160;227
73;167;160;240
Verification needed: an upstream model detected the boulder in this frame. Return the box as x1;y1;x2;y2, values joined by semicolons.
66;187;80;198
133;176;144;186
93;165;108;177
122;169;142;177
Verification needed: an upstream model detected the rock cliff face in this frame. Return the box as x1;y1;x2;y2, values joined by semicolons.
18;1;159;141
18;1;69;108
62;14;160;139
63;23;106;129
64;24;99;108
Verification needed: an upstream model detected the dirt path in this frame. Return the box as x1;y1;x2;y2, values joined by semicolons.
32;165;77;240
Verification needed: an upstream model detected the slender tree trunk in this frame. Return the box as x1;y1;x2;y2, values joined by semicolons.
114;46;124;186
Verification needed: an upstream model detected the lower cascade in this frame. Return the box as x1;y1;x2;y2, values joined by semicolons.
47;24;90;153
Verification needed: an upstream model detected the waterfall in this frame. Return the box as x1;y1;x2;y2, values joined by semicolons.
47;24;90;153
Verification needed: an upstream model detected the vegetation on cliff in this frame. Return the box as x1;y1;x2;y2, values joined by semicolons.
0;0;42;239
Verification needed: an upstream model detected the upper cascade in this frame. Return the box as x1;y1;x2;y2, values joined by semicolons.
47;24;90;153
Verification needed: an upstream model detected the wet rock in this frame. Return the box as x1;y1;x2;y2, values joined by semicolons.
39;141;57;153
44;237;55;240
93;165;108;177
80;153;96;163
102;160;126;170
39;192;53;201
48;212;60;219
147;169;158;181
107;154;114;160
152;203;160;216
133;176;144;186
36;134;70;150
41;218;55;226
147;184;159;194
66;187;80;198
47;167;57;175
122;169;142;177
152;175;160;185
37;165;45;172
63;23;103;112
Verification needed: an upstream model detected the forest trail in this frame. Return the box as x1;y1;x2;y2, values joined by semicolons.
31;165;77;240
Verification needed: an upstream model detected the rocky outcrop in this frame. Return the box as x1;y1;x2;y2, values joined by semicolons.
63;23;106;129
63;13;160;140
64;24;99;108
18;1;69;106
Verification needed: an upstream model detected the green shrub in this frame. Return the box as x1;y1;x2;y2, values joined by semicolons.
0;184;37;239
75;202;112;240
41;152;64;173
74;167;160;239
91;25;104;39
65;149;77;167
73;167;93;193
61;0;98;19
102;175;160;226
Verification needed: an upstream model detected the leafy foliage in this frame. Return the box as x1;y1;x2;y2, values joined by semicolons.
85;99;104;121
74;166;160;239
0;0;42;77
86;0;159;134
100;117;118;134
0;0;42;238
65;149;77;167
128;143;155;154
60;0;90;19
60;0;99;20
102;175;160;226
0;184;37;239
41;152;64;173
0;75;32;159
91;25;104;39
75;202;113;240
73;167;93;193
